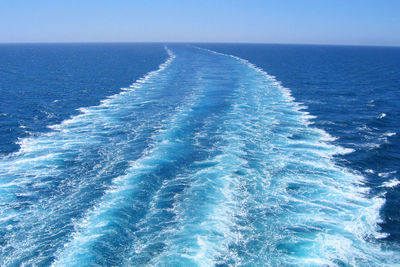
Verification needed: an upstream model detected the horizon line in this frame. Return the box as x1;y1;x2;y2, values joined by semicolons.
0;41;399;48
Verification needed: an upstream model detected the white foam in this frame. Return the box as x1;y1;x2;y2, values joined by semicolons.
378;171;397;178
314;128;338;142
380;178;400;188
378;113;386;119
332;146;355;155
383;132;396;137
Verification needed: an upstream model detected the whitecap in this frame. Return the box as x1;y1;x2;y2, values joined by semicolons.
377;113;386;119
379;178;400;188
378;171;397;178
335;146;355;155
383;132;396;137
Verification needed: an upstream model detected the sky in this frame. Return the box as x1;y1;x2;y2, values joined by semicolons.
0;0;399;46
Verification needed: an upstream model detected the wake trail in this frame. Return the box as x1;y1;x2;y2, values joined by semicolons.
1;45;399;266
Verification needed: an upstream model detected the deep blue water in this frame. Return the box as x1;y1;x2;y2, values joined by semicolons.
0;43;399;266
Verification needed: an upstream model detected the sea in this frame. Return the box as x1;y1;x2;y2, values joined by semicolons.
0;43;399;266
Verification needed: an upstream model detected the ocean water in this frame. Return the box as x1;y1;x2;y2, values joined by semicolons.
0;43;399;266
200;43;400;244
0;43;167;155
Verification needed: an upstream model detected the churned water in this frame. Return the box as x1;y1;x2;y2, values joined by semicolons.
0;43;399;266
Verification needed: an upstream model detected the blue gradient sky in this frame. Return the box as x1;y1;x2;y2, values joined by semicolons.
1;0;399;46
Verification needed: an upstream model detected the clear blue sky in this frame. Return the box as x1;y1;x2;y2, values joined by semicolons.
1;0;399;46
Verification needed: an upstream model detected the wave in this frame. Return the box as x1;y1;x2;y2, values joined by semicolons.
378;113;386;119
1;45;399;266
380;178;400;188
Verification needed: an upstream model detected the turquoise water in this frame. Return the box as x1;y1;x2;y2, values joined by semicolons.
0;44;399;266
